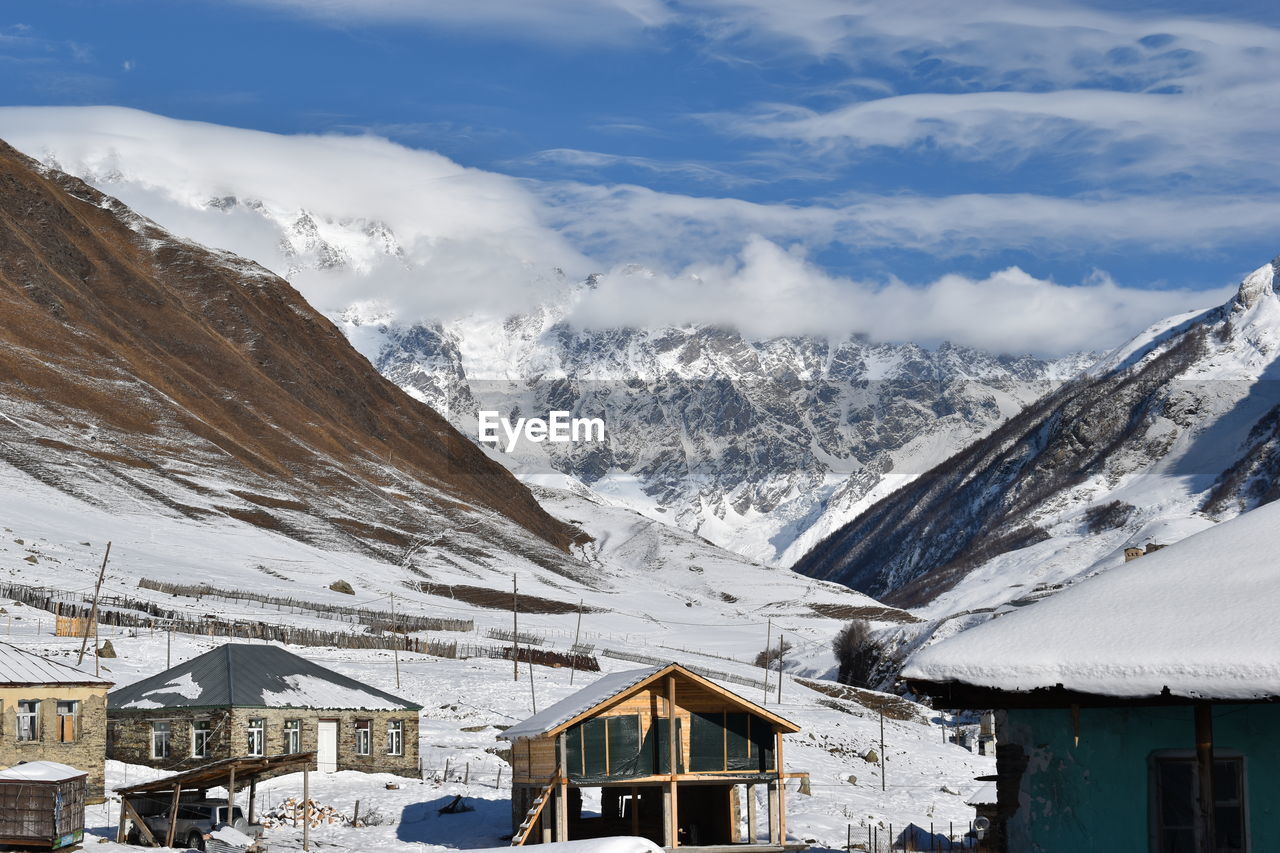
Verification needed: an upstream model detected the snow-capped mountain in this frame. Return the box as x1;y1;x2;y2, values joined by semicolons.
9;126;1092;566
792;258;1280;619
344;296;1092;565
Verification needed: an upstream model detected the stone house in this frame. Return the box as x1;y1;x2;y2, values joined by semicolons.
0;641;112;802
107;643;420;777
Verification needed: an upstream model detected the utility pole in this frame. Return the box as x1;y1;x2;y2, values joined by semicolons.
762;618;772;704
569;600;583;686
167;627;172;669
391;593;401;689
776;633;784;705
78;542;111;667
880;709;886;791
512;575;519;681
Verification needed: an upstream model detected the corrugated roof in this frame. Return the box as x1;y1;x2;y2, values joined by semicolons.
109;643;421;711
0;642;112;686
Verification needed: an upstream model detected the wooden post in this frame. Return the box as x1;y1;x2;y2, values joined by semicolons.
631;785;640;837
78;542;110;666
762;619;772;704
880;709;886;791
776;731;787;845
228;766;236;828
248;777;257;824
767;780;779;844
667;673;679;848
166;785;182;847
121;798;159;847
166;627;172;668
729;785;741;843
557;733;569;842
776;633;784;705
746;784;758;844
1195;704;1215;853
569;600;583;686
391;592;401;689
303;768;311;851
512;575;519;681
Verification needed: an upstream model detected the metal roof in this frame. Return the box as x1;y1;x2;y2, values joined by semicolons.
117;752;317;795
109;643;421;711
0;642;112;686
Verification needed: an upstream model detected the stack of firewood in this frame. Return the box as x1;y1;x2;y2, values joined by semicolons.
258;798;347;828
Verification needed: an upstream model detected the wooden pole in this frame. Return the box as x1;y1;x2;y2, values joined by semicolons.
667;673;679;848
391;593;401;689
569;600;583;686
528;657;537;713
880;709;886;791
228;766;236;828
776;731;787;845
557;733;569;842
513;575;519;681
303;768;311;851
248;777;257;824
78;541;110;666
762;618;772;704
1195;704;1215;853
93;611;101;677
746;784;757;843
776;633;784;705
165;785;181;847
166;627;172;668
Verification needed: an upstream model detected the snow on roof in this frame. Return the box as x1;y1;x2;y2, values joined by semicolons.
904;500;1280;701
966;782;997;806
110;643;421;711
503;666;663;740
0;642;112;686
0;761;86;782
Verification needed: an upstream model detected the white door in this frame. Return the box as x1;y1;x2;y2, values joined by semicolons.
317;720;338;773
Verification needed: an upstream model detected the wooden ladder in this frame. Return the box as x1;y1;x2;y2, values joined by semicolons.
511;778;558;846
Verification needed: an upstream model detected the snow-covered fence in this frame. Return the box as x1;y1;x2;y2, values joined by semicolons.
136;578;474;633
486;627;546;646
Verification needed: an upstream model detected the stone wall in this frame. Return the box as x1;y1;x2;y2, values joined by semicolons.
109;706;420;778
0;685;109;802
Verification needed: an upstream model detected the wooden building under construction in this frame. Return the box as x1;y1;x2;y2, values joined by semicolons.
502;663;803;850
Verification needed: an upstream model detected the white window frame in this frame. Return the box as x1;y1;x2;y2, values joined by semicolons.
246;718;265;756
355;719;371;756
17;700;39;742
191;719;212;758
386;719;403;756
1149;749;1249;853
152;721;171;759
284;719;301;754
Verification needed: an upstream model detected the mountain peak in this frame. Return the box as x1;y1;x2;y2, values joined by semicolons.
1235;260;1277;310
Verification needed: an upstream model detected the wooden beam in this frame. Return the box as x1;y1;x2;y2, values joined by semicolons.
667;673;679;849
303;768;311;851
248;777;257;824
746;784;757;844
557;733;569;842
776;732;787;845
165;785;182;848
227;766;236;828
121;798;159;847
1195;704;1215;853
631;786;640;837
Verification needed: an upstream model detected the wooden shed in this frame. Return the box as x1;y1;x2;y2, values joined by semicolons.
502;663;804;850
0;761;87;850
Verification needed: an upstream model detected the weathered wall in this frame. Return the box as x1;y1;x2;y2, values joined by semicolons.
0;685;108;802
109;707;420;778
1002;704;1280;852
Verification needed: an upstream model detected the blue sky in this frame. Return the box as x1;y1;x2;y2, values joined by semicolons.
2;1;1279;352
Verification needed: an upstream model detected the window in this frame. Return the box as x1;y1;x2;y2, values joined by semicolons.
355;720;371;755
192;720;211;758
56;701;79;743
1152;755;1247;852
17;701;39;741
152;721;171;759
284;720;301;754
386;720;403;756
246;718;265;756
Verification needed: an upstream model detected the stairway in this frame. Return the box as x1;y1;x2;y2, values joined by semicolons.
511;779;558;846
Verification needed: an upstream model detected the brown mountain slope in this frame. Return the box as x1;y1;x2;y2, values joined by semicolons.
0;139;582;561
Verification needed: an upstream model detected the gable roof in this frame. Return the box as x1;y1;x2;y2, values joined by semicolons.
904;499;1280;703
109;643;421;711
0;642;112;687
502;663;800;740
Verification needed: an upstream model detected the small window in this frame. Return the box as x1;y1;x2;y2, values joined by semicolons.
56;701;79;743
284;719;302;754
355;719;371;755
1152;755;1247;852
191;720;212;758
386;719;403;756
247;718;265;756
17;701;40;742
152;721;171;759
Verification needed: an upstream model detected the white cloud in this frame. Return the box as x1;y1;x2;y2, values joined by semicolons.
0;106;1251;356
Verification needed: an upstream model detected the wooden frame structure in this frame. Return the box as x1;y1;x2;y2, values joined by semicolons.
505;663;805;851
115;752;316;849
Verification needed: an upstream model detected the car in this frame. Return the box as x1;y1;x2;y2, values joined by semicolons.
127;799;266;852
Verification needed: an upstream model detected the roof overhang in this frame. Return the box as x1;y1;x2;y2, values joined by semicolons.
909;679;1280;710
116;752;317;795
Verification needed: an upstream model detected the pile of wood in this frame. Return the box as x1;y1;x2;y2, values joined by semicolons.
258;799;347;828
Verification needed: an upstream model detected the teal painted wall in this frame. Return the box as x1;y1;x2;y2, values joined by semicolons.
1003;704;1280;852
